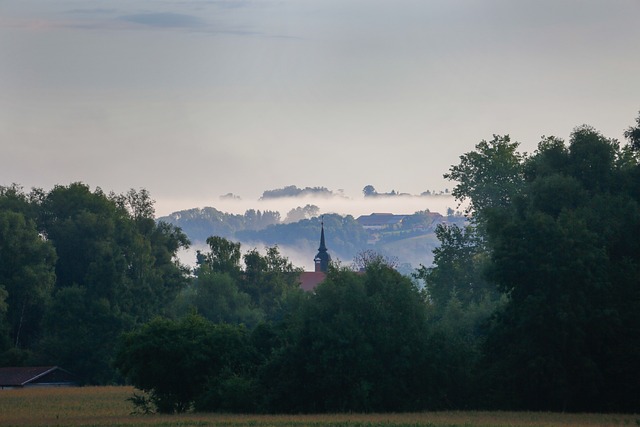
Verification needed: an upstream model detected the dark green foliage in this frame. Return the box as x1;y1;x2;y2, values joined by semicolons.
0;210;56;350
415;224;494;309
444;134;525;220
624;110;640;151
0;286;9;353
34;184;190;382
201;236;242;278
115;314;253;413
261;262;440;413
414;223;503;410
0;183;190;384
37;285;128;384
4;112;640;413
240;246;305;321
437;118;640;412
177;237;304;326
452;127;640;412
175;270;263;326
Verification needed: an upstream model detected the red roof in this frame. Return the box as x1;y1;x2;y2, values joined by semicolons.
298;271;326;291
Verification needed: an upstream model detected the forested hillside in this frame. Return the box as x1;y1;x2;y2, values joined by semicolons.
1;113;639;414
160;208;463;270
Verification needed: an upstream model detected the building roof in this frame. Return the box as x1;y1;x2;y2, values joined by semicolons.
356;213;407;227
0;366;78;387
298;271;326;291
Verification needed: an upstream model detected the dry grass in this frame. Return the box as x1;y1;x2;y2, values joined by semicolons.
0;386;638;427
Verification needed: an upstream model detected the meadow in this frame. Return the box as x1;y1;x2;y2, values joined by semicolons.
0;386;638;427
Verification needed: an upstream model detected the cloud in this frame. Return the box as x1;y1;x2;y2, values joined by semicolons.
119;12;206;28
67;9;117;15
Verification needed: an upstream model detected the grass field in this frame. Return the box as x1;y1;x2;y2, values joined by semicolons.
0;386;638;427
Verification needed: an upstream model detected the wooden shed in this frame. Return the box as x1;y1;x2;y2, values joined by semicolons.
0;366;79;389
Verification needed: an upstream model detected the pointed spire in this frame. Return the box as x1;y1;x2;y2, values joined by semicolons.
318;216;327;252
314;216;331;273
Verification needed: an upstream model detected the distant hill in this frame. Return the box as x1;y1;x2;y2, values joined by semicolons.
260;185;337;199
158;207;466;270
158;207;281;242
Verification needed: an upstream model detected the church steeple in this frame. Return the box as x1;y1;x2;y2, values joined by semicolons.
314;217;331;273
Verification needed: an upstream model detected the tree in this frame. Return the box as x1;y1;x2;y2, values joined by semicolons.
240;246;304;321
0;285;9;354
624;110;640;151
174;270;263;327
0;210;56;350
415;224;494;309
37;285;127;384
182;237;304;326
261;262;440;412
444;135;525;221
362;185;377;197
115;314;253;413
200;236;242;277
474;127;640;411
351;249;398;271
31;183;190;382
111;188;155;222
439;122;640;411
284;205;319;223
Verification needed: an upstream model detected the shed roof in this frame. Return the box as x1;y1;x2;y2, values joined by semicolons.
0;366;77;387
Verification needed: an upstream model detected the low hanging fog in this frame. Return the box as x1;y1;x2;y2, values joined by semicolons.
169;192;461;272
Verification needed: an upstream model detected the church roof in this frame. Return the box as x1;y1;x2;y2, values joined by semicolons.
298;271;326;291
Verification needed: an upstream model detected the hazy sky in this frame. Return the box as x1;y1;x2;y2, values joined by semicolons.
2;0;639;216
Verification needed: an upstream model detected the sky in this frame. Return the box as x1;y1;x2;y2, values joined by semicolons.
1;0;639;217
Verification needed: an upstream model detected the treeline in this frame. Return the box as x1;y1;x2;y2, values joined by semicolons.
0;185;190;383
2;114;640;414
159;207;281;241
260;185;335;199
160;208;455;269
115;119;639;414
115;261;441;413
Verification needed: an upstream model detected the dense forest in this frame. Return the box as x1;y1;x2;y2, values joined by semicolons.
1;114;639;414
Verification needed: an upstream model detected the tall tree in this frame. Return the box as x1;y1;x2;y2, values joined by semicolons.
415;224;493;309
115;314;254;414
200;236;242;278
0;209;56;351
444;134;525;221
624;110;640;151
468;127;640;411
240;246;304;321
33;183;190;382
261;262;439;412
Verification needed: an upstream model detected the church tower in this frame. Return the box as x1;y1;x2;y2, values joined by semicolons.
314;218;331;273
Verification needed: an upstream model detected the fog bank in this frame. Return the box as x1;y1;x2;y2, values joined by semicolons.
156;194;459;219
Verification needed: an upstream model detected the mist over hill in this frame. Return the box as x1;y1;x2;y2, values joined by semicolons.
157;187;465;271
